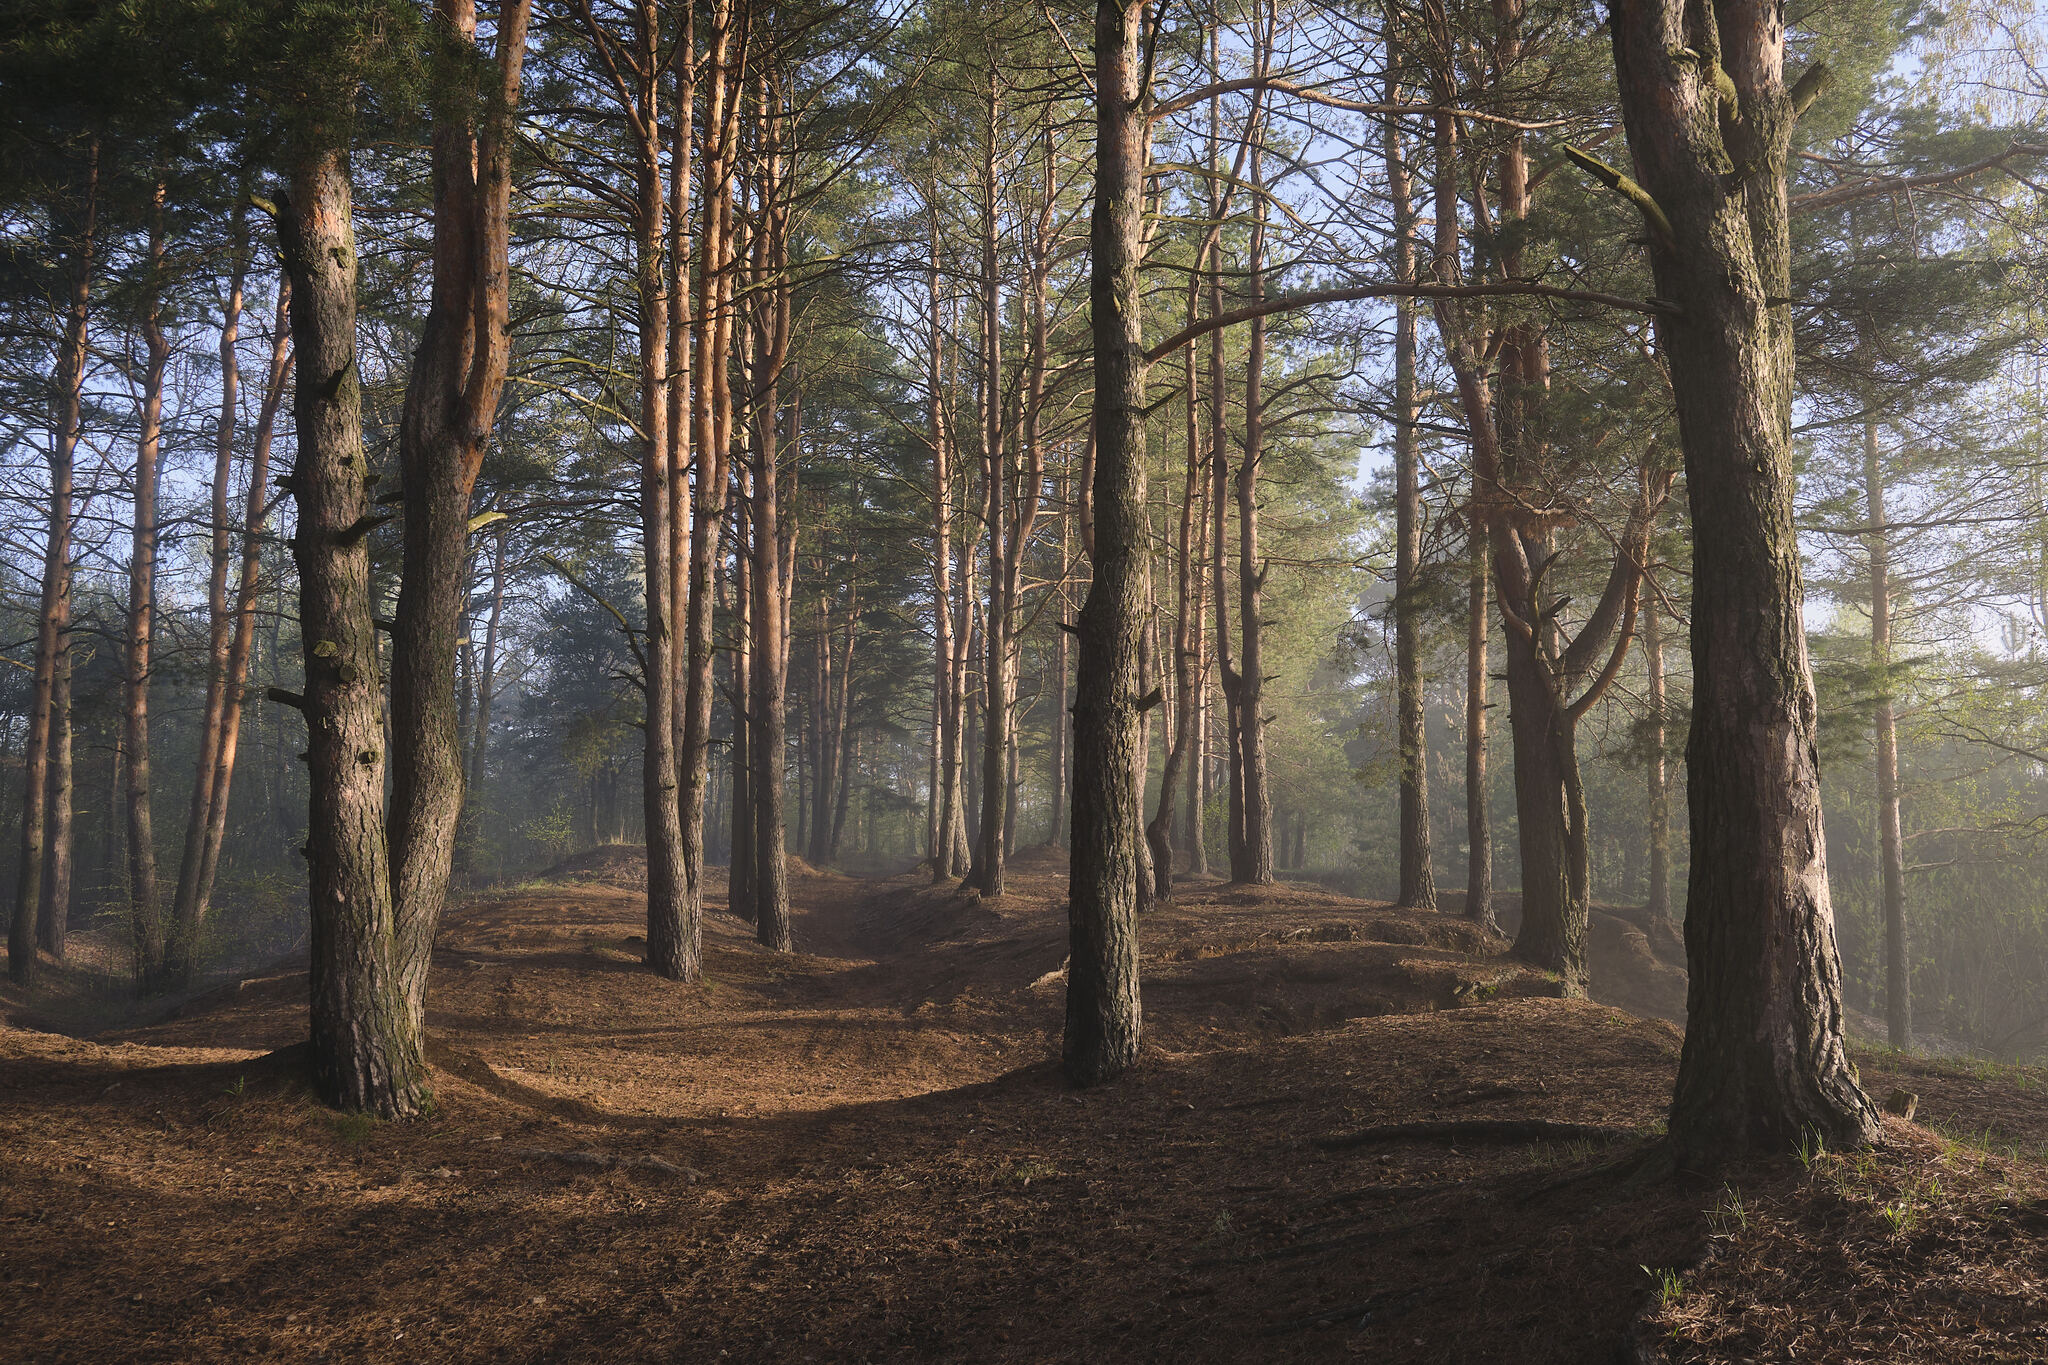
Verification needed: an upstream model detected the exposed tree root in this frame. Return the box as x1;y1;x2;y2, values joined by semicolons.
1312;1119;1634;1150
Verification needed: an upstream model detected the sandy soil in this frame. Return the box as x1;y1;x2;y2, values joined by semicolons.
2;847;2043;1363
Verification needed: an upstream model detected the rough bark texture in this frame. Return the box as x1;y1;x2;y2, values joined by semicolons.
1609;0;1879;1162
1065;0;1146;1088
1865;420;1908;1048
387;0;531;1034
280;145;424;1116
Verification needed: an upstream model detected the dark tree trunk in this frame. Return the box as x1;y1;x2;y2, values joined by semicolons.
280;144;422;1115
1232;134;1274;887
1065;0;1146;1087
1607;0;1879;1161
387;0;530;1035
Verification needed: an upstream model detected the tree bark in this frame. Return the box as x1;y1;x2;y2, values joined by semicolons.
575;0;691;979
169;209;249;984
748;91;793;951
682;0;741;957
1065;0;1146;1087
1385;41;1436;913
1864;419;1908;1048
1464;528;1495;931
386;0;530;1043
1643;592;1670;921
279;143;421;1115
14;148;93;981
129;180;169;989
1608;0;1879;1161
1233;192;1273;886
968;68;1010;897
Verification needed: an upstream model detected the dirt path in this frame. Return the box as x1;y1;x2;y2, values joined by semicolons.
3;850;2044;1363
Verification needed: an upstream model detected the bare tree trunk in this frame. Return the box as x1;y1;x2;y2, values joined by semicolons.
279;143;420;1114
1385;84;1435;911
14;150;94;981
749;93;793;950
1464;528;1494;931
1643;592;1669;921
1233;156;1274;887
681;0;741;954
1608;0;1878;1161
192;292;291;929
1864;419;1908;1048
925;204;966;879
1065;0;1146;1087
129;181;169;989
576;0;691;978
169;212;248;983
968;68;1010;898
1048;485;1070;847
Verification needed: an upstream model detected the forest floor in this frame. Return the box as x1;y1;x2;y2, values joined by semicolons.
3;846;2046;1363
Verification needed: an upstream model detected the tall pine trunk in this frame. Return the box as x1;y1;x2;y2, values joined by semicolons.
280;143;421;1114
168;210;248;984
1464;529;1494;930
13;149;94;982
129;182;169;989
1385;45;1435;912
1608;0;1878;1161
1864;419;1908;1047
1065;0;1146;1086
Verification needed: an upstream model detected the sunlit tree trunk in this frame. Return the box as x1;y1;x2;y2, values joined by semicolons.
1385;88;1435;911
748;87;793;950
14;148;94;982
169;210;248;984
1608;0;1879;1161
682;0;741;951
129;181;170;988
279;142;419;1114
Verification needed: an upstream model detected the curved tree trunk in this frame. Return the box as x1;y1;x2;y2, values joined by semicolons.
1608;0;1878;1162
169;212;248;986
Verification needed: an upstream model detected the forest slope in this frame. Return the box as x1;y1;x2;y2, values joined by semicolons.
2;854;2044;1363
